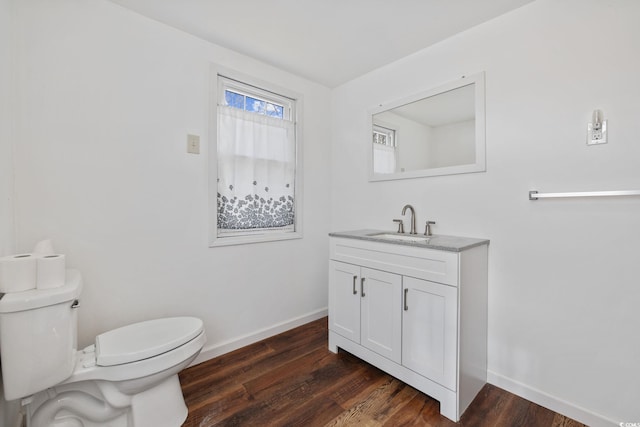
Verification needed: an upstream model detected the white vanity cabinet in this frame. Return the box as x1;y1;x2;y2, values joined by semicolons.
328;231;489;422
329;261;402;363
402;276;458;391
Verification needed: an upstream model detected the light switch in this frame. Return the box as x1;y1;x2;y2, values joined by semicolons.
187;134;200;154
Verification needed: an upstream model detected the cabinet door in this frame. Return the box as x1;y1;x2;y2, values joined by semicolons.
360;267;402;364
328;261;361;343
402;276;457;391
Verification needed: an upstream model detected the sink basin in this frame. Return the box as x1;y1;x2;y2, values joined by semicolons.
368;233;431;243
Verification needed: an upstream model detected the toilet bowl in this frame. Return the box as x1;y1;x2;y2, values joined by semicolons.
0;270;206;427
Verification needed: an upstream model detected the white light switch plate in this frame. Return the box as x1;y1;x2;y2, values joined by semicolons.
187;134;200;154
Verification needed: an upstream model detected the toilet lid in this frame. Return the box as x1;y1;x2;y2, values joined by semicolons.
95;317;203;366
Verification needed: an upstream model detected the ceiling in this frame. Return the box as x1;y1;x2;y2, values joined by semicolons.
108;0;535;88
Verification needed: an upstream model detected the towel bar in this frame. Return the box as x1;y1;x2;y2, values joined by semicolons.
529;190;640;200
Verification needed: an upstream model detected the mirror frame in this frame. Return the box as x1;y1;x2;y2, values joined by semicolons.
368;72;486;181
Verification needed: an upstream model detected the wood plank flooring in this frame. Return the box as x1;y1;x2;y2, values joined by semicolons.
179;318;586;427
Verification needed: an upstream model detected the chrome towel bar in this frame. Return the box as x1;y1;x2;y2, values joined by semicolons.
529;190;640;200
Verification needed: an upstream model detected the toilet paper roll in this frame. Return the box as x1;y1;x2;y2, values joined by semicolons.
0;254;37;293
33;239;55;256
36;254;66;290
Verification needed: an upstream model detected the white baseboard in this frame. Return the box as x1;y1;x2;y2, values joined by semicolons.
487;370;618;427
191;308;328;366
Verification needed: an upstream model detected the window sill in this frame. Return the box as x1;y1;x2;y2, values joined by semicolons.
209;230;303;247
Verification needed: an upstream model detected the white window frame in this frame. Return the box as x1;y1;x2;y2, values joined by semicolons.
209;65;303;247
373;124;396;148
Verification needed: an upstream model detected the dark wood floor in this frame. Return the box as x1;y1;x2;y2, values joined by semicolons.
179;318;586;427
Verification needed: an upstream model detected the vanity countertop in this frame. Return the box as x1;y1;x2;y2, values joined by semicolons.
329;229;489;252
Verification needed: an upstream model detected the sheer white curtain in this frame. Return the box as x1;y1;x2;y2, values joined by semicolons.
217;105;296;233
373;144;397;174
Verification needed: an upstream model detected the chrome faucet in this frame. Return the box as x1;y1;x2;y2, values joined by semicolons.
401;204;417;234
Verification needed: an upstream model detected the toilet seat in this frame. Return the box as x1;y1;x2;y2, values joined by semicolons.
65;317;205;385
96;317;203;366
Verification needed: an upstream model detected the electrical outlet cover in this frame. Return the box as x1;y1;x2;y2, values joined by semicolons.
587;120;607;145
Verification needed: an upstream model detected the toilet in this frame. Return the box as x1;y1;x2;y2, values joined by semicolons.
0;269;206;427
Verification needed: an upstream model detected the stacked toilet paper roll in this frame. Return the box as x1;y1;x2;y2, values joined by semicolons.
35;254;66;289
0;240;67;293
0;254;38;293
33;239;55;256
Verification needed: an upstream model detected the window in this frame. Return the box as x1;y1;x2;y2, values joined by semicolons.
211;72;302;246
372;124;397;174
373;124;396;148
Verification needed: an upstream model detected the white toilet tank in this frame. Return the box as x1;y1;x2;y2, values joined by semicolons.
0;270;82;401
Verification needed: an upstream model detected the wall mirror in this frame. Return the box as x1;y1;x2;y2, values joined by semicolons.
368;72;485;181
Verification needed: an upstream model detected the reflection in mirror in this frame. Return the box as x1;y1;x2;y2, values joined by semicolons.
369;72;485;181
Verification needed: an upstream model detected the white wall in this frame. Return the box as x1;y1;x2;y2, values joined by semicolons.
0;0;14;257
331;1;639;425
12;0;331;360
0;1;21;425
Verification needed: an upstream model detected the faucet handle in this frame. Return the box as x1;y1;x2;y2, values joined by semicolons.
393;219;405;234
424;221;436;236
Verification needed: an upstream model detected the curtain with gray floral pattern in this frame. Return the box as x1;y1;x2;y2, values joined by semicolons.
217;106;295;232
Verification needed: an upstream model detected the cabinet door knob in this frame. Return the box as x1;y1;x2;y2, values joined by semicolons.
352;275;358;295
404;288;409;311
361;277;366;297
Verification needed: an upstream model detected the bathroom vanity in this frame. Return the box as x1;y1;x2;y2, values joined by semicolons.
328;230;489;422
